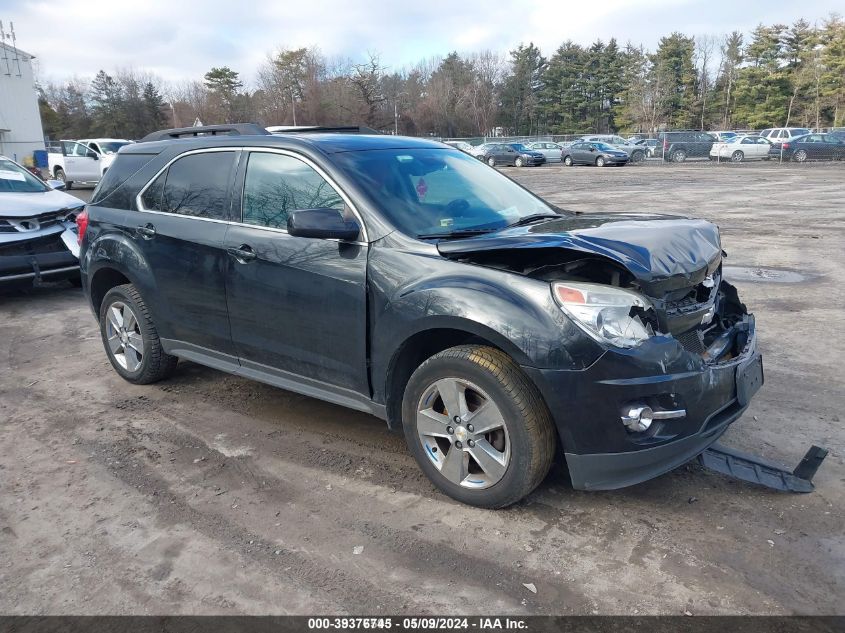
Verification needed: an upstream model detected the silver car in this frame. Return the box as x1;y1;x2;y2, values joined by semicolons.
579;135;646;163
0;155;84;285
526;141;564;163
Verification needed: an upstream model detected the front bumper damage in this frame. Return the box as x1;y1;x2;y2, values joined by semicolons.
525;280;828;492
0;220;80;284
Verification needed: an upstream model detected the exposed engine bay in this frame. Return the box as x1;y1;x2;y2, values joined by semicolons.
446;247;751;365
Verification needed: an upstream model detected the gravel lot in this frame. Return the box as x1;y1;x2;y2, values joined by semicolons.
1;162;843;615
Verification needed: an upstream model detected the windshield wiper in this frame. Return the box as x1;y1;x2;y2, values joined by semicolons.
507;213;562;228
417;228;501;240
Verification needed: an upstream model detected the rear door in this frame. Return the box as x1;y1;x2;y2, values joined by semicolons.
223;149;369;393
134;149;239;356
62;141;101;182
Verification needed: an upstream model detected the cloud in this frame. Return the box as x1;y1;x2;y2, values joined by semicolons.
5;0;842;85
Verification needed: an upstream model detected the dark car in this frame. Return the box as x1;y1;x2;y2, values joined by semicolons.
562;141;629;166
78;124;763;508
507;144;546;167
768;133;845;162
475;143;520;167
656;131;716;162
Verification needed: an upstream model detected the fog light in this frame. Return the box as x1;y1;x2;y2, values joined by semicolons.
622;405;653;432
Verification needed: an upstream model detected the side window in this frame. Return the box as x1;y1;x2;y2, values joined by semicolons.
141;170;166;211
242;152;344;230
88;143;101;154
161;152;236;219
64;141;89;157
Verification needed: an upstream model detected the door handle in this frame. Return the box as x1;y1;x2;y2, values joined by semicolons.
136;223;156;239
227;244;257;263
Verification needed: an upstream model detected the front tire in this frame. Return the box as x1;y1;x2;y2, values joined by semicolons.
563;155;573;166
731;150;744;162
99;284;177;384
515;157;524;167
487;156;496;167
595;156;606;167
402;345;555;508
630;150;644;163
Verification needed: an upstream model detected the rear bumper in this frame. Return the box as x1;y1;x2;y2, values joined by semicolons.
524;314;760;490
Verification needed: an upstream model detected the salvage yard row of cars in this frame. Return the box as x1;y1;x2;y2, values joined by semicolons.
449;128;845;165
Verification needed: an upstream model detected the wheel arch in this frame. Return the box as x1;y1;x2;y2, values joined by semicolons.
382;321;533;431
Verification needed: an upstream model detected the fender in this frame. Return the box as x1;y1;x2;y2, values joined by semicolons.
367;245;605;405
82;211;168;335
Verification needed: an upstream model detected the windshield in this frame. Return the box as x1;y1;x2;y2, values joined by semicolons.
510;144;528;151
333;148;556;238
0;158;49;193
96;141;131;154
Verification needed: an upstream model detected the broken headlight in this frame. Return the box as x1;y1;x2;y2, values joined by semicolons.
552;281;655;348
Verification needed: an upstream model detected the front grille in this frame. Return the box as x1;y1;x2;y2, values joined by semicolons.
0;210;71;233
0;234;68;256
676;328;706;355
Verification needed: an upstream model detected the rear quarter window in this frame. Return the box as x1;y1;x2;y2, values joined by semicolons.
91;153;158;209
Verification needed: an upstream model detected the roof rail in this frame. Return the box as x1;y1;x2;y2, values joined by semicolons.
267;125;382;135
139;123;270;143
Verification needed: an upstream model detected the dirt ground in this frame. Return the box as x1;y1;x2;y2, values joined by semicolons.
1;162;843;615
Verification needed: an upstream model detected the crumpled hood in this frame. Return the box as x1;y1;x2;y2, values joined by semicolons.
0;189;84;217
437;213;723;295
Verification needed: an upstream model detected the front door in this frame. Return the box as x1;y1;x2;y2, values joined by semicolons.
133;149;239;356
62;141;101;182
223;149;369;394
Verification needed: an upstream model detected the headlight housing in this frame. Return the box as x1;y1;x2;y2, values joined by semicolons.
552;281;656;348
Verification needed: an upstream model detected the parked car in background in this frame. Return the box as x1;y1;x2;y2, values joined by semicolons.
656;131;716;162
710;135;772;162
633;138;659;157
526;141;563;163
474;143;520;166
0;155;84;285
47;140;109;189
579;135;646;162
79;123;763;508
506;144;546;167
711;131;742;142
563;141;629;166
78;138;133;157
444;140;474;153
759;128;812;145
768;133;845;162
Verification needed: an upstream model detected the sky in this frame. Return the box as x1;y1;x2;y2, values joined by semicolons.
3;0;843;85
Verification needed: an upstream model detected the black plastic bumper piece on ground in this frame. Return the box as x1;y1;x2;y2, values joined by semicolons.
699;443;828;492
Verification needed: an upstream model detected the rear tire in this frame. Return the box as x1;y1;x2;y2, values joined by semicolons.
793;150;808;163
671;149;687;163
563;156;573;166
731;150;744;163
99;284;177;385
487;156;496;167
402;345;556;508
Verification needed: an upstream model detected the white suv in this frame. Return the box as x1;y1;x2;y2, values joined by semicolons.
759;128;811;144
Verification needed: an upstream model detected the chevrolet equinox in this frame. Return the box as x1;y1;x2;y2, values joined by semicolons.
78;124;763;508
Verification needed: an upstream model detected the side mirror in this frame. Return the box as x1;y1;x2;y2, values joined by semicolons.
87;151;99;160
47;179;66;190
589;147;597;152
287;208;360;241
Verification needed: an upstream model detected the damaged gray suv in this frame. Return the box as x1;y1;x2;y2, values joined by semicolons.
78;124;772;508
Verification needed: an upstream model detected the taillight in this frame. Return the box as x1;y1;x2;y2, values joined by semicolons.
782;143;790;149
663;139;669;149
76;208;89;245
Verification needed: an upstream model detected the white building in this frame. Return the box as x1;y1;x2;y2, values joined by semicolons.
0;41;45;163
